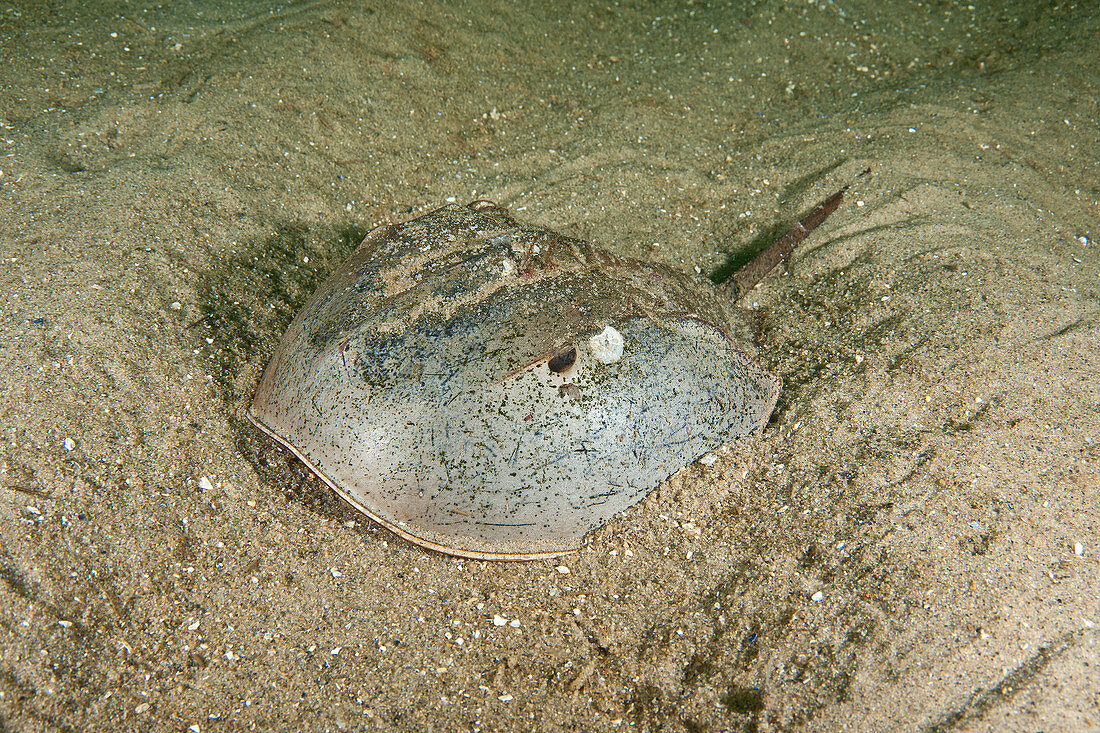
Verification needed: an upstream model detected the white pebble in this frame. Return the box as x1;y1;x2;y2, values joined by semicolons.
555;565;570;575
63;437;75;451
588;326;624;365
330;567;342;578
1075;542;1084;556
499;693;513;702
492;614;507;627
198;476;214;491
811;591;824;602
699;453;718;466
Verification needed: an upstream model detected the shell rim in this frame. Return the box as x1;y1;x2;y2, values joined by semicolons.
245;407;579;562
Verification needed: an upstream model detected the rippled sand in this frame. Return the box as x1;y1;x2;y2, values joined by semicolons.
1;1;1097;730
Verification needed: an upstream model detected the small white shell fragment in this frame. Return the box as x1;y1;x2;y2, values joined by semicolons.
492;614;507;626
811;591;824;602
63;437;75;451
198;476;214;491
556;565;570;575
1075;542;1084;556
588;325;624;364
699;453;718;466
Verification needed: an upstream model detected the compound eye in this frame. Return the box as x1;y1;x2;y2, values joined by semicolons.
547;345;577;374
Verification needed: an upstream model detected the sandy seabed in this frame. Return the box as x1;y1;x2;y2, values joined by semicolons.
1;1;1097;731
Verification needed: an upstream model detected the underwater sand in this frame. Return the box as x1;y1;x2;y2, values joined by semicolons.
1;1;1097;730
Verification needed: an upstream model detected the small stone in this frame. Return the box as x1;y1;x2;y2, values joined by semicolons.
63;438;75;451
1075;542;1084;556
811;591;824;602
198;476;214;491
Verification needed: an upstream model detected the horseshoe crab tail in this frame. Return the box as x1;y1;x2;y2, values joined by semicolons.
722;167;870;301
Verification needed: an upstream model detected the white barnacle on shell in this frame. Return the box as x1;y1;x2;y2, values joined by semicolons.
588;325;624;365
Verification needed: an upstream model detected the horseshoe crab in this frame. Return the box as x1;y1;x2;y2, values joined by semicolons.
248;179;857;560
